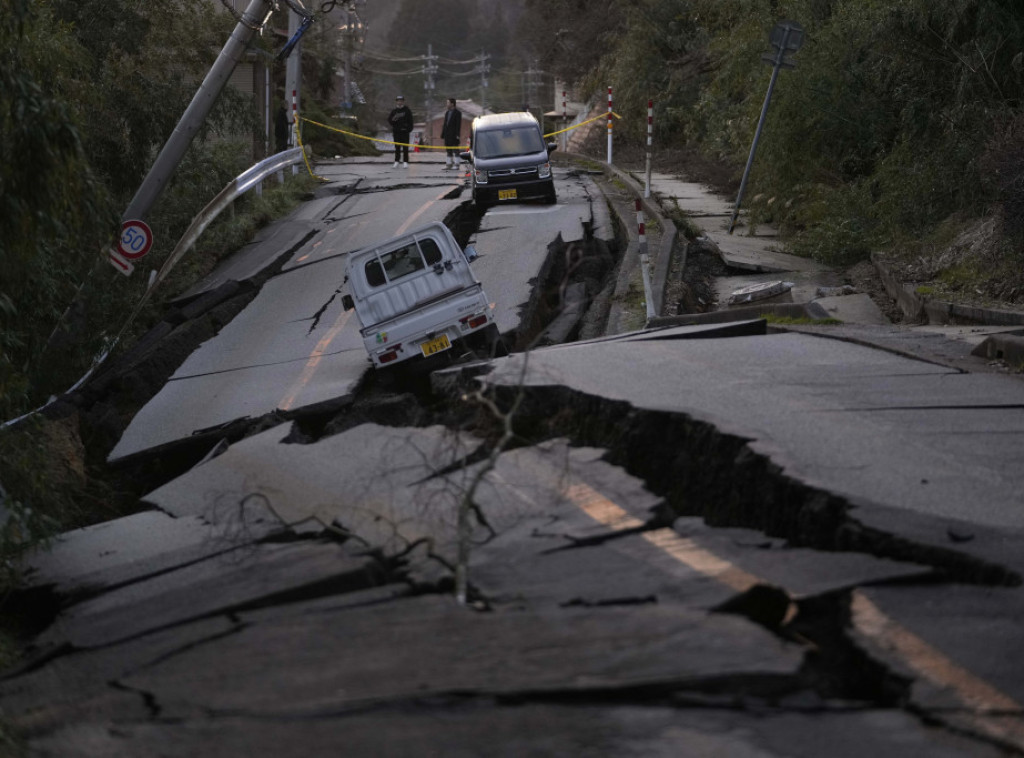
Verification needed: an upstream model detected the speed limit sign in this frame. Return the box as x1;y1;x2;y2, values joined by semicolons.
118;219;154;260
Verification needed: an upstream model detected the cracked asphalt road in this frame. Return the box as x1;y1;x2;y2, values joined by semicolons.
6;156;1024;756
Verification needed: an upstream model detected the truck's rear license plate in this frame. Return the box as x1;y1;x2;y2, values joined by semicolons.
420;334;451;357
498;189;517;200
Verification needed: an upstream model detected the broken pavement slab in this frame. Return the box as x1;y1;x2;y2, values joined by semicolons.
19;508;283;598
118;593;805;716
812;292;890;325
143;422;483;556
37;538;382;649
26;704;1006;758
851;584;1024;751
470;333;1024;532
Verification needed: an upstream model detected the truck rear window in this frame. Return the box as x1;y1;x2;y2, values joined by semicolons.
364;238;445;287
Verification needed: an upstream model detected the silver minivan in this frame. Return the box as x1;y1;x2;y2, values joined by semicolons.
461;112;557;207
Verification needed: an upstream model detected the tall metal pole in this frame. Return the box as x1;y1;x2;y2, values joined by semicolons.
727;61;783;234
728;21;802;234
479;50;489;111
343;4;353;109
286;5;303;166
424;44;436;146
121;0;275;223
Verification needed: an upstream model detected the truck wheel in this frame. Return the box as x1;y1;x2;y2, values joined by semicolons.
482;323;508;358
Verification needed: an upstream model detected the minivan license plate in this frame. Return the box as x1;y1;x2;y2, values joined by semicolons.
498;189;517;200
420;334;451;357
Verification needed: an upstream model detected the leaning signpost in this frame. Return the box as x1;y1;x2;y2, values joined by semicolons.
728;20;804;235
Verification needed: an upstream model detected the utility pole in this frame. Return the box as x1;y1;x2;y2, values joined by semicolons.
340;0;365;112
728;20;804;234
120;0;275;226
285;5;303;156
479;50;490;112
523;61;540;117
423;44;438;145
343;3;354;110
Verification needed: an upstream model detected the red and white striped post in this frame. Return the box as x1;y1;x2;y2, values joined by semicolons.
607;86;613;164
562;90;568;152
636;199;656;319
645;99;653;198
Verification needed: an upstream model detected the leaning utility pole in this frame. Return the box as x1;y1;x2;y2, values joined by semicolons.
120;0;276;226
728;20;804;234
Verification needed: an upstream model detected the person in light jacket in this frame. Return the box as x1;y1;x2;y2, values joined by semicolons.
388;95;414;167
440;98;462;170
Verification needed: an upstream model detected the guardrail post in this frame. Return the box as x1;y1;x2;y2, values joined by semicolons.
637;199;656;319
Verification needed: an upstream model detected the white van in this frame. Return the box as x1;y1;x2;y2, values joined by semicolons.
341;222;498;369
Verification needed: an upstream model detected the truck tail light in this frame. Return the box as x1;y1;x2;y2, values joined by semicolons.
460;314;488;329
378;343;402;364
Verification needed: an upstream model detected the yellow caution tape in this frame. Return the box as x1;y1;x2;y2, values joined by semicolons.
301;110;624;152
545;111;622;139
301;117;467;150
293;114;329;182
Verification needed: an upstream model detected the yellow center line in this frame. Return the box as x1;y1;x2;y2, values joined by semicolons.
564;482;759;591
395;187;452;237
852;590;1024;747
277;190;447;412
278;309;351;411
563;478;1024;746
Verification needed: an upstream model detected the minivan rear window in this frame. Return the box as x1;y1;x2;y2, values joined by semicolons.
475;126;545;159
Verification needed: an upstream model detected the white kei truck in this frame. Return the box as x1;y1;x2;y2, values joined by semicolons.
341;221;499;369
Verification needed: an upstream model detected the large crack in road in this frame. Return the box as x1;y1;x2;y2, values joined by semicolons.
7;171;1023;756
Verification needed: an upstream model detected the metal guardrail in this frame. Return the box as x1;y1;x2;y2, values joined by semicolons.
150;146;306;293
1;146;308;432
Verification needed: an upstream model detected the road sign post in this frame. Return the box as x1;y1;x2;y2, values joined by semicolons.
728;20;804;235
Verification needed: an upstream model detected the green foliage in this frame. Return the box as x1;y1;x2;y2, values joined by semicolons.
388;0;474;56
0;418;73;587
0;0;117;419
0;0;269;420
761;314;843;325
588;1;704;144
538;0;1024;270
299;99;379;158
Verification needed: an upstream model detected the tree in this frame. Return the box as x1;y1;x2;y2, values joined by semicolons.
0;0;115;418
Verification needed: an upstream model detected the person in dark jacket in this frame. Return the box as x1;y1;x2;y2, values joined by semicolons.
387;95;414;167
440;98;462;170
275;104;290;153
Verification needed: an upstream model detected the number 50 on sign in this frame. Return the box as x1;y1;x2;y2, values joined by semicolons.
118;220;154;260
